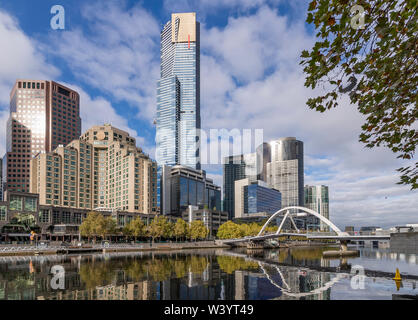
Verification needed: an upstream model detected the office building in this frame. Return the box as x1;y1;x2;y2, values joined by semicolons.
223;153;257;220
30;124;157;214
0;157;3;201
304;185;329;231
161;165;221;217
156;12;201;169
3;80;81;193
267;137;304;209
234;178;281;219
182;206;228;237
0;191;157;241
256;142;271;181
359;226;381;235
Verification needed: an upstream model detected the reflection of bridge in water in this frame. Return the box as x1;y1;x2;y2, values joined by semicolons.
257;262;345;299
222;207;390;250
223;250;343;299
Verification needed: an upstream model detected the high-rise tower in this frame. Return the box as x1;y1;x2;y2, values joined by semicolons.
305;185;329;231
267;137;304;209
30;124;158;213
4;80;81;193
223;143;271;220
156;13;201;169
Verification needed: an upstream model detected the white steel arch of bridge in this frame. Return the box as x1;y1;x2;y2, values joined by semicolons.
257;206;346;237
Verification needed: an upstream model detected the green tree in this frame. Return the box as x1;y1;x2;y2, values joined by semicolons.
147;215;169;243
238;222;262;237
79;211;101;243
125;217;146;241
122;224;132;238
217;221;245;239
80;212;116;242
200;222;209;240
217;256;259;274
189;220;209;241
249;222;262;236
301;0;417;189
163;220;174;239
97;216;117;241
173;219;188;241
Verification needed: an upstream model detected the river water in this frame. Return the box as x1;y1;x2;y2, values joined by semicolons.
0;245;417;300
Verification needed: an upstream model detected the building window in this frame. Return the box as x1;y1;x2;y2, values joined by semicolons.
63;212;71;224
25;197;37;212
9;196;23;211
0;206;7;221
73;213;82;224
52;211;61;224
39;210;50;223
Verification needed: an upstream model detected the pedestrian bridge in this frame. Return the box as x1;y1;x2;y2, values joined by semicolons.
221;206;390;245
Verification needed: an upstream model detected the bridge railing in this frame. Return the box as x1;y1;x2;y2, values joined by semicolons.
305;231;338;237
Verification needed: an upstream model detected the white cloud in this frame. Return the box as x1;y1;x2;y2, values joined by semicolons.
0;8;151;157
197;6;417;228
2;2;411;228
203;6;310;83
163;0;284;17
0;10;59;106
0;9;59;156
44;1;160;121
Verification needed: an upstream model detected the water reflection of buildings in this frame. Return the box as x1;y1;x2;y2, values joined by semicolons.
0;252;237;300
0;251;331;300
158;255;235;300
4;248;415;301
233;267;331;300
96;282;156;300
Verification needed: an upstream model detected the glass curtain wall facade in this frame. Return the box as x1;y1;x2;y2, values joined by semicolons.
156;76;180;166
244;183;281;215
156;13;201;212
164;165;221;216
223;153;258;220
267;137;304;210
156;13;201;170
171;176;220;214
304;185;329;231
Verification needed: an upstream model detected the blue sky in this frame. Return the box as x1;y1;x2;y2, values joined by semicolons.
0;0;416;228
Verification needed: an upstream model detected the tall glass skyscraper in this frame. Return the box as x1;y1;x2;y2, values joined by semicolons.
305;185;329;231
267;137;304;209
156;12;201;169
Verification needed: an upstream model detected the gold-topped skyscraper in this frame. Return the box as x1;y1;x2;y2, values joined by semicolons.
156;12;201;169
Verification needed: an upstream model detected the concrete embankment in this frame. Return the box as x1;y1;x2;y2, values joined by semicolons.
0;241;229;257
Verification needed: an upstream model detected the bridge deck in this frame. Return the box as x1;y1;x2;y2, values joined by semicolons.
222;233;391;244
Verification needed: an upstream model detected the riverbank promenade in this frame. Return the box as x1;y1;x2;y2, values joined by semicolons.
0;241;228;257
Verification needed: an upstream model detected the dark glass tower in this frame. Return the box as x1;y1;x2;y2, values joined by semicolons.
222;154;257;220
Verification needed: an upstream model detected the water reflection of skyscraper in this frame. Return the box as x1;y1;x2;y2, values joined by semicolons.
2;252;336;301
220;280;225;300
